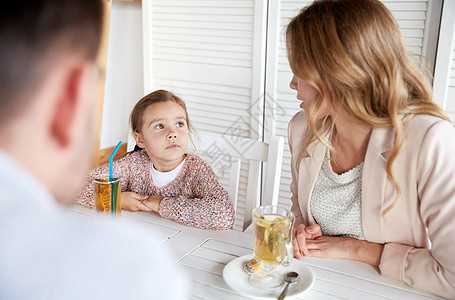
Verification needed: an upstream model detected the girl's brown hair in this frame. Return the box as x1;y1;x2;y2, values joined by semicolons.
286;0;449;213
130;89;193;134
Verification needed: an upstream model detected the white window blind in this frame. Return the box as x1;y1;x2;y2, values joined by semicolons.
444;39;455;119
142;0;445;224
450;42;455;104
433;0;455;119
142;0;267;230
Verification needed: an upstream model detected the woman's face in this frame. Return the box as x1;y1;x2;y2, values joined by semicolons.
289;74;333;120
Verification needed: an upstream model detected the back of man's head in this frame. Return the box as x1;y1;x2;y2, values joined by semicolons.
0;0;103;126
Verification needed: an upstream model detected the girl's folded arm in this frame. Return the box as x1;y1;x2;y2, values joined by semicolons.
73;154;133;208
159;161;235;230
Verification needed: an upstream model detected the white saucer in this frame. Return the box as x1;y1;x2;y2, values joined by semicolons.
223;254;315;299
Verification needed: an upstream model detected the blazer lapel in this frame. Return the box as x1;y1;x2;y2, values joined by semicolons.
299;139;325;225
362;126;394;243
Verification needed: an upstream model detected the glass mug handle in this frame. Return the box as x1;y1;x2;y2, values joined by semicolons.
282;211;295;267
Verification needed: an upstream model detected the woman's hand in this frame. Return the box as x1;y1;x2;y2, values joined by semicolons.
121;192;153;212
293;224;384;266
305;236;384;266
142;195;164;212
293;224;323;259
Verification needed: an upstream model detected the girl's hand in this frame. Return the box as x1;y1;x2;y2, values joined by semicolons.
142;195;164;212
305;236;384;267
121;192;153;212
293;224;322;259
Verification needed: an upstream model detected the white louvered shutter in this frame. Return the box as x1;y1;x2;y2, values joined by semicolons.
433;0;455;119
265;0;438;210
443;40;455;119
450;43;455;113
142;0;268;230
142;0;445;225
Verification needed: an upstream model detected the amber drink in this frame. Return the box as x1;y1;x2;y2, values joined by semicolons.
250;206;294;290
254;214;291;264
94;177;121;215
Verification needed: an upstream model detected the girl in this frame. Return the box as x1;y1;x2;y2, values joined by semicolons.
75;90;235;230
286;0;455;298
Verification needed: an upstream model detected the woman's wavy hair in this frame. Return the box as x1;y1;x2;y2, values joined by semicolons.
286;0;449;213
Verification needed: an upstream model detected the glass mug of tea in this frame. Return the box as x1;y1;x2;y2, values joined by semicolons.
250;206;295;290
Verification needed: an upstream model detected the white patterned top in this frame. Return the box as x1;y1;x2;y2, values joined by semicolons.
311;149;365;240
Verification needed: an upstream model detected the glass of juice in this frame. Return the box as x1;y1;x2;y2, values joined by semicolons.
94;177;121;216
249;205;294;290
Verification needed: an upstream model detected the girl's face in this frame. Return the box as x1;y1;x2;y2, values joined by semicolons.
289;74;333;120
134;101;189;172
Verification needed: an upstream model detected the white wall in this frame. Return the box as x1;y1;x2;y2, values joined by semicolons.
101;1;143;149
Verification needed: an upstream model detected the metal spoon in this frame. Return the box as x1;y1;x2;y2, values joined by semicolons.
277;271;299;300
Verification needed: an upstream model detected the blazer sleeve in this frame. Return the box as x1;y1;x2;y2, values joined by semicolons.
288;112;305;227
379;120;455;298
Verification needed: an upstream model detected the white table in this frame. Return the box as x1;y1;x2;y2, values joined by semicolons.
68;205;441;300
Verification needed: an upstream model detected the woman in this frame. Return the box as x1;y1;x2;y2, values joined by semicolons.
286;0;455;297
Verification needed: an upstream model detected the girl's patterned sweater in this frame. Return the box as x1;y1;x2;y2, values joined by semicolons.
75;151;235;230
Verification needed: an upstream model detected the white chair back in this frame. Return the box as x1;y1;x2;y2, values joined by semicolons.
188;132;284;231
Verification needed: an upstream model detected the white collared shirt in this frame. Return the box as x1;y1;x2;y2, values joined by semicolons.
0;149;186;300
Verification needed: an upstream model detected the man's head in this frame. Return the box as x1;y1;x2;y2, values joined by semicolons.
0;0;104;203
0;0;103;124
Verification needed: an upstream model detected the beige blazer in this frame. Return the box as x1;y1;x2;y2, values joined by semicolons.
288;111;455;298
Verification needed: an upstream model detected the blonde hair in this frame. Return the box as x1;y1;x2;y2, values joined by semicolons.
286;0;449;213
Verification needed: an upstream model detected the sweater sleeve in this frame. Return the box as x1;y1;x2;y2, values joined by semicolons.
379;120;455;298
74;154;133;208
158;159;235;230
